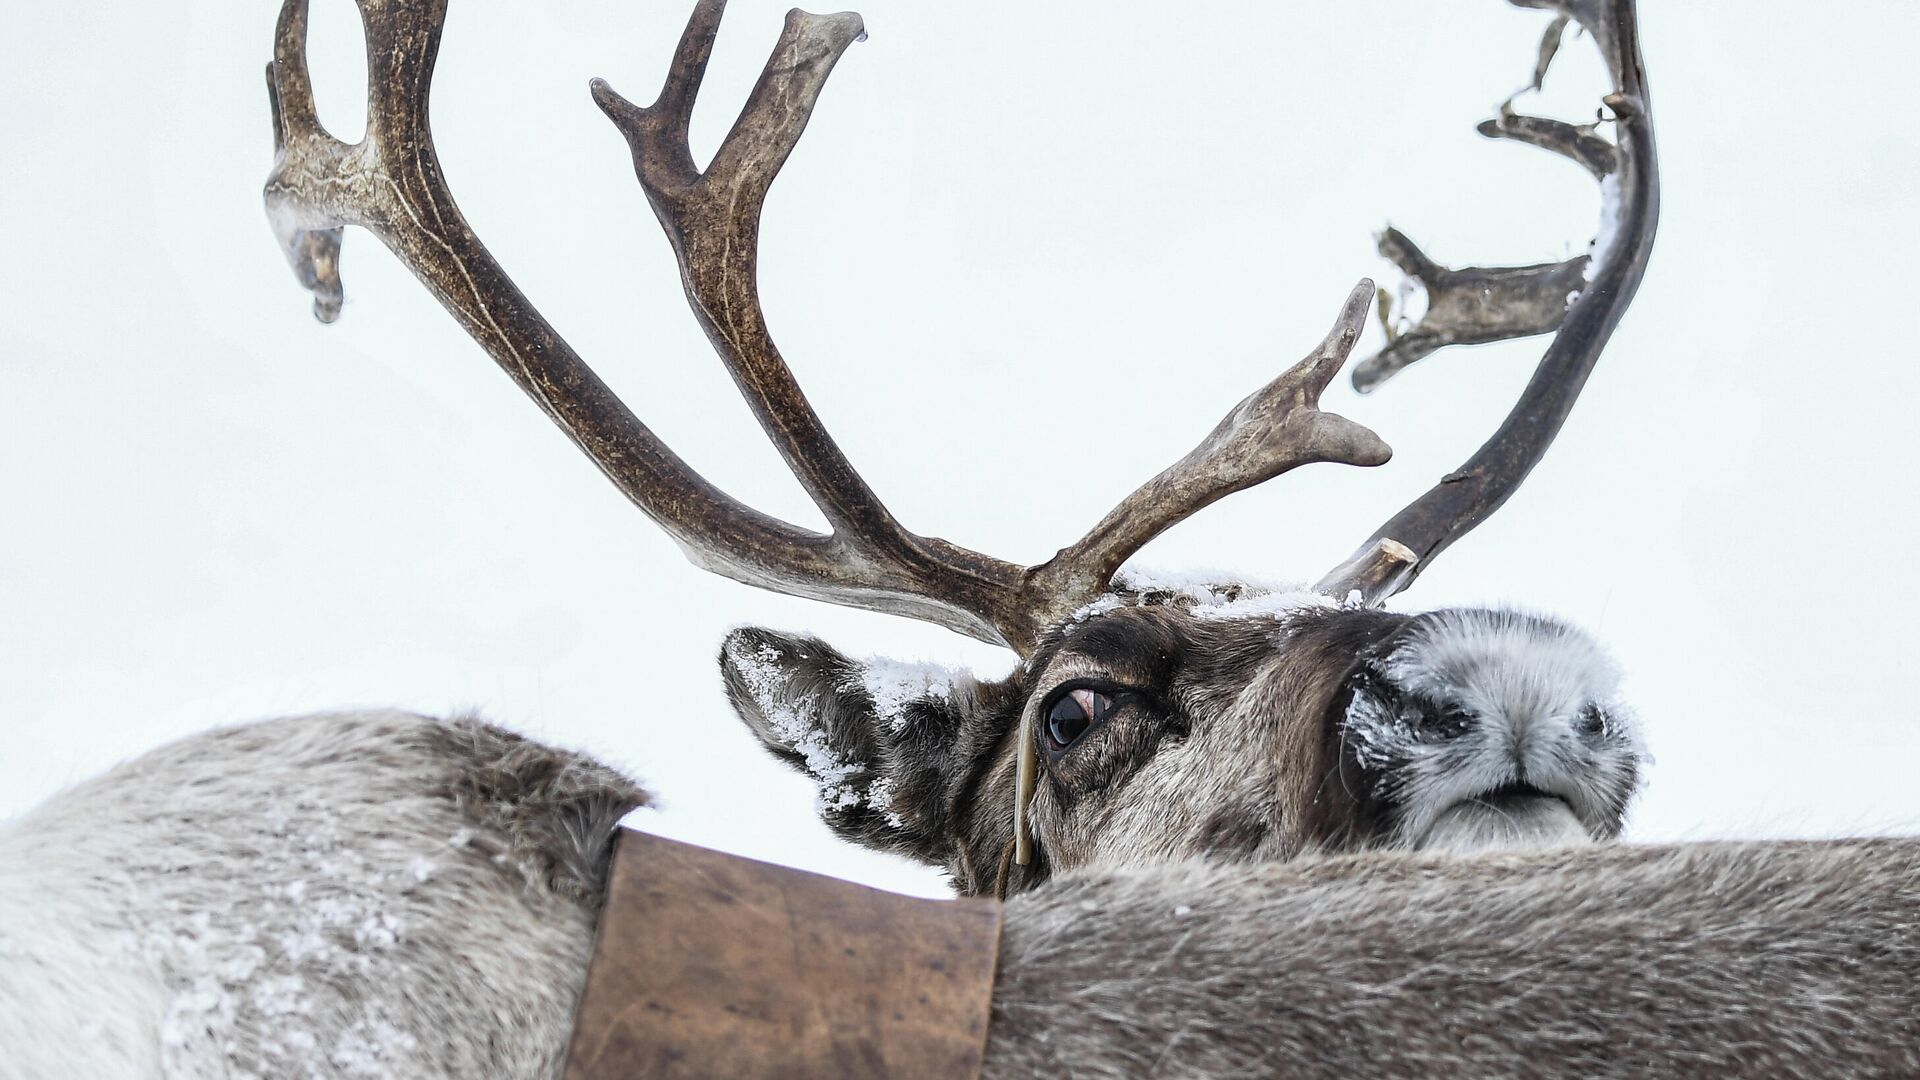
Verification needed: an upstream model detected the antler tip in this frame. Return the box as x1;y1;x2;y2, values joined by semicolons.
1359;435;1393;468
1339;277;1375;324
787;9;867;37
588;77;638;120
1323;413;1393;467
1602;91;1642;118
1350;357;1389;395
1299;279;1376;390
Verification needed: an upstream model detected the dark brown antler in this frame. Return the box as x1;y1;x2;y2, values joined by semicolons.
1318;0;1659;603
1022;280;1392;618
264;0;1030;647
263;0;1390;655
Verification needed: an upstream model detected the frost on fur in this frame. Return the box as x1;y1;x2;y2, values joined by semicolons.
0;710;644;1079
720;630;986;828
717;626;1018;872
857;657;960;734
147;813;428;1077
1337;608;1645;847
723;633;870;812
1064;566;1336;631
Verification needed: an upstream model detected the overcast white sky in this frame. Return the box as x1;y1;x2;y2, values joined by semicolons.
4;3;1917;898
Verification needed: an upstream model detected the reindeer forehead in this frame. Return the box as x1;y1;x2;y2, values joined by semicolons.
1039;603;1321;688
1383;609;1622;711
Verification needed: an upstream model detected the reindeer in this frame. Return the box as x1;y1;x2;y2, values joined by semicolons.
260;0;1657;897
6;0;1918;1076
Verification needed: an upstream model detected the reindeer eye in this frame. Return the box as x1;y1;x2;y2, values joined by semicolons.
1044;687;1116;753
1422;705;1475;741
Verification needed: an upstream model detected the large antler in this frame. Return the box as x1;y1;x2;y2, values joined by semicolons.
1318;0;1659;603
263;0;1390;654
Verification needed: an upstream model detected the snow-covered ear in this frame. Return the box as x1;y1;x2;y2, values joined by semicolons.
719;627;1006;867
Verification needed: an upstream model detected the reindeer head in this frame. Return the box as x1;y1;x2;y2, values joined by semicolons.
265;0;1656;895
723;586;1643;895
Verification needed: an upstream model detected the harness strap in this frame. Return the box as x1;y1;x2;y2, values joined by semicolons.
565;829;1003;1079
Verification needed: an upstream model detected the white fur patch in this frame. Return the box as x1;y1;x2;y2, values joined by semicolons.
1343;609;1645;847
1418;796;1590;855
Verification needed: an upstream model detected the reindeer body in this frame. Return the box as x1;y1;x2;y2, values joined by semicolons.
0;712;641;1080
5;711;1917;1079
992;840;1920;1078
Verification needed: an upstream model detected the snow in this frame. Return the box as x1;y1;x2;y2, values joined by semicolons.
146;802;429;1078
1585;171;1624;282
1343;674;1418;771
857;657;959;733
866;774;906;829
330;1019;420;1077
725;635;867;813
725;639;979;825
1064;566;1339;628
1191;587;1335;622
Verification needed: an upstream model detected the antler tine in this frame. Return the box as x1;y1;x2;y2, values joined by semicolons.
1320;0;1658;604
1352;11;1626;396
1358;226;1593;394
263;0;351;322
263;0;1033;648
589;4;949;573
1353;2;1637;398
1009;280;1392;865
1023;280;1393;627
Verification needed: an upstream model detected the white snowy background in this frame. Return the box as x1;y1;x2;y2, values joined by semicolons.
3;2;1915;898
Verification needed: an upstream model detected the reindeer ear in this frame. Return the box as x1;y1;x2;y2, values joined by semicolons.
719;626;1007;870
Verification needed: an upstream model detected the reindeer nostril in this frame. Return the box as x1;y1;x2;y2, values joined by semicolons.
1575;705;1606;739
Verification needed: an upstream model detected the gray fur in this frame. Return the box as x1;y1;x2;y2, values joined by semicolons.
987;839;1920;1078
0;710;645;1079
5;704;1918;1075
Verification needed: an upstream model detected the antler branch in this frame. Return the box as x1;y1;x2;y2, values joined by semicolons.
264;0;1037;647
1320;0;1658;603
590;6;916;558
264;0;1394;655
1024;280;1391;623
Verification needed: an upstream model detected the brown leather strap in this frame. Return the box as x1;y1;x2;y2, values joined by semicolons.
564;829;1002;1079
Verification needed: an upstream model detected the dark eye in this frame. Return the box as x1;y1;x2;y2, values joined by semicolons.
1423;705;1475;741
1576;705;1607;738
1045;687;1116;753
